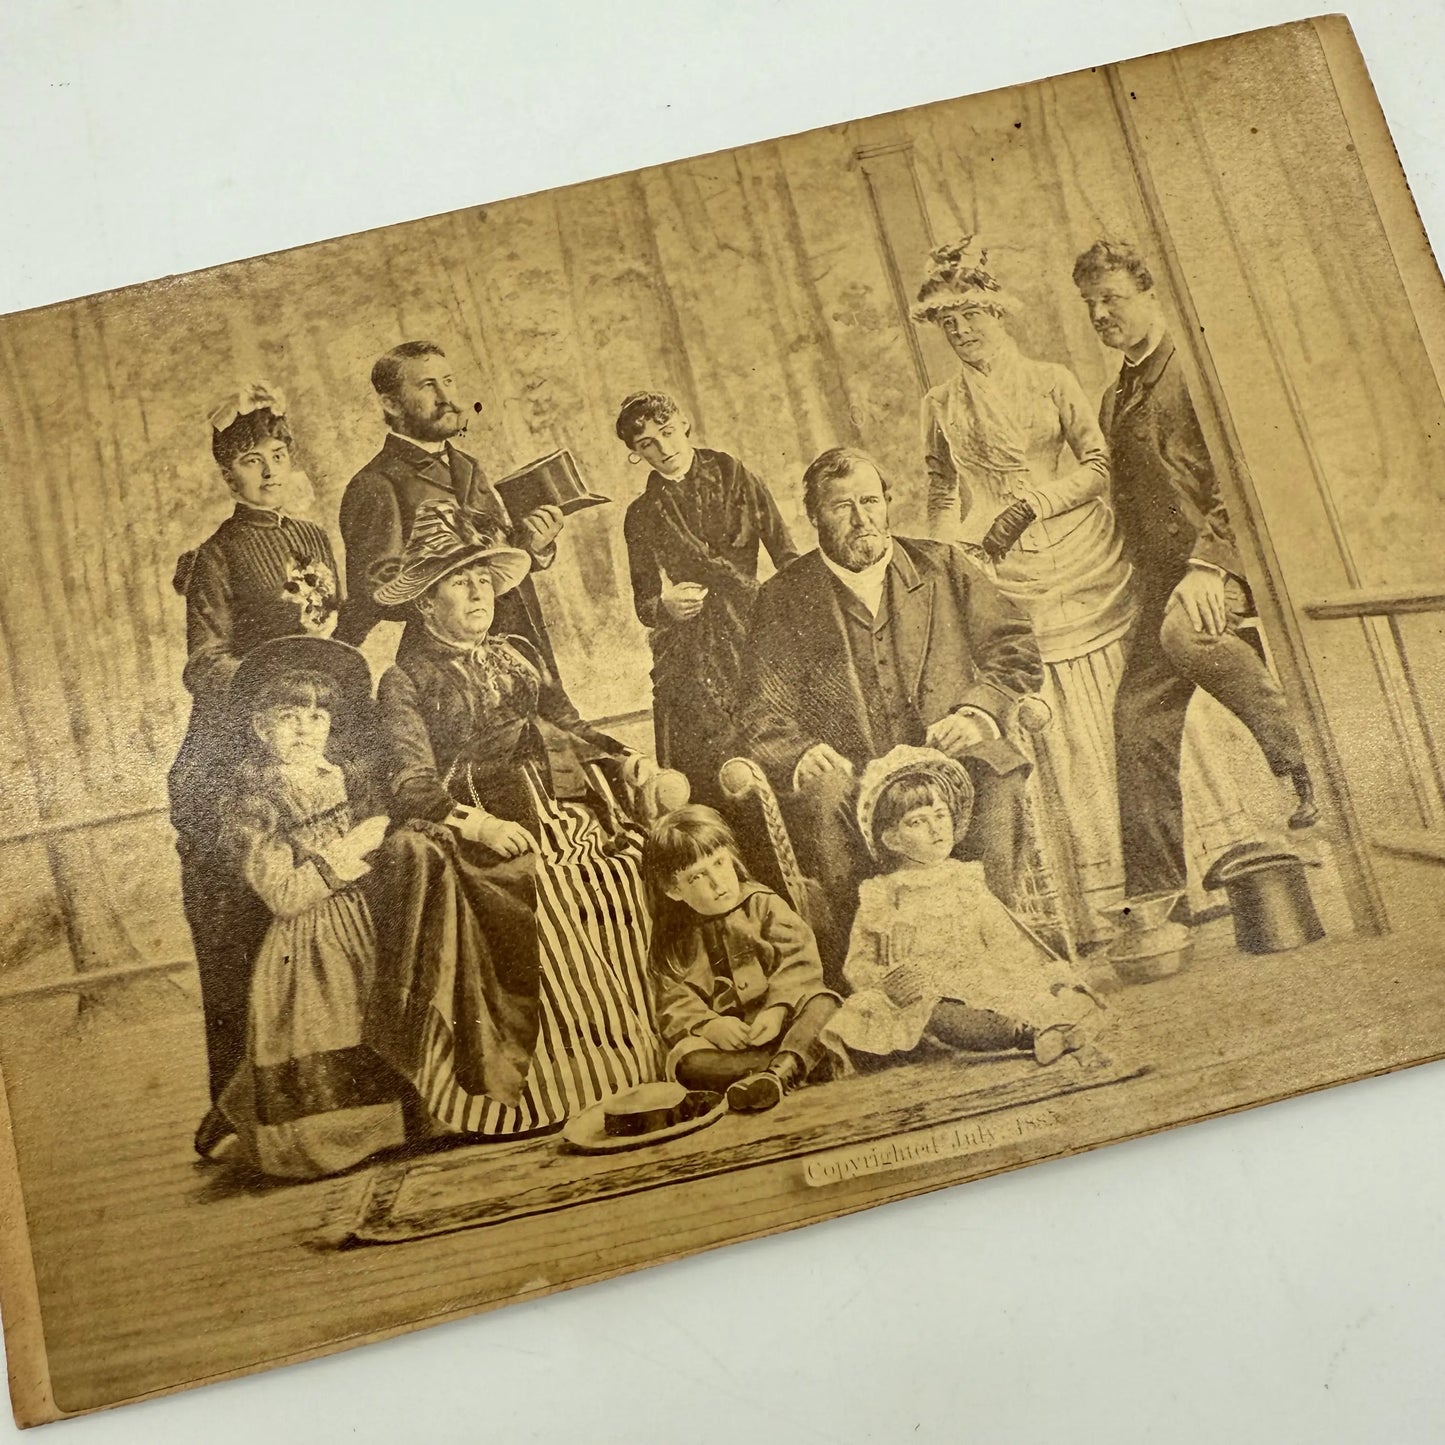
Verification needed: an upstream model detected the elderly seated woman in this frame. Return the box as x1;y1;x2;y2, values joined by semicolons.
365;499;684;1139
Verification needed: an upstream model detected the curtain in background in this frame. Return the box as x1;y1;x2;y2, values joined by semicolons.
0;60;1296;983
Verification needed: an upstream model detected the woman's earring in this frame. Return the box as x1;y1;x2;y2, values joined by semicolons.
628;452;642;466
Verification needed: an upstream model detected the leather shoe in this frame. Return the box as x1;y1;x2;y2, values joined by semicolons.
726;1052;804;1112
194;1105;235;1159
726;1071;783;1112
1032;1024;1081;1066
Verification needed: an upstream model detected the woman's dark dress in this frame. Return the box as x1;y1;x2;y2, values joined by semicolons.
369;627;663;1136
168;502;342;1102
622;448;797;802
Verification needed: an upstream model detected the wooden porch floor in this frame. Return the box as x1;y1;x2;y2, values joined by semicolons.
3;918;1444;1416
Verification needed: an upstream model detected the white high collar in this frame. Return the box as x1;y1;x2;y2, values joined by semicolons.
820;539;894;617
391;428;449;457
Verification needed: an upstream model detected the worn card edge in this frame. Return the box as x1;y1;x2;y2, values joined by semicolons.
0;1067;54;1428
1;10;1442;1426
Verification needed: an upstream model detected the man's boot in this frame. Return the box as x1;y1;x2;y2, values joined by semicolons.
1288;765;1319;830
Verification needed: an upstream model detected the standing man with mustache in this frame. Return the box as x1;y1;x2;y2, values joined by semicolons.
740;446;1042;981
335;340;565;664
1072;240;1316;906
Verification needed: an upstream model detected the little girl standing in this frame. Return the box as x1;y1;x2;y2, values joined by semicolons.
213;636;405;1179
642;806;840;1112
824;746;1101;1067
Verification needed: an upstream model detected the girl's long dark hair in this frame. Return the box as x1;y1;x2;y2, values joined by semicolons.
218;668;380;863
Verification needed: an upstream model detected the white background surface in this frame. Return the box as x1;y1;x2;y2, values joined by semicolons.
2;2;1445;1440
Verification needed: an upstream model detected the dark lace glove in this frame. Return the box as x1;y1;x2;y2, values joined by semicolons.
981;498;1037;561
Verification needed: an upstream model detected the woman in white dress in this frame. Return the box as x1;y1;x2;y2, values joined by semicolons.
912;238;1249;934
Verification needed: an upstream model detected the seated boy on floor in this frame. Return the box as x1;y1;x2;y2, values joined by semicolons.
641;805;841;1112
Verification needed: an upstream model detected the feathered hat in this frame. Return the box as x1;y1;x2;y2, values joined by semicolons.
855;744;976;856
910;236;1022;324
371;498;531;606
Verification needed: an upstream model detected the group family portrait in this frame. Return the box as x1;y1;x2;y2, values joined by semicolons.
180;202;1329;1177
1;15;1444;1422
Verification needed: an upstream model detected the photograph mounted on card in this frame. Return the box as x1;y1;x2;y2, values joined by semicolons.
0;11;1443;1426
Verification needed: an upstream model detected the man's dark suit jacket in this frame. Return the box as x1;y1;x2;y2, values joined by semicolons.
334;432;556;667
1100;333;1243;582
740;536;1043;790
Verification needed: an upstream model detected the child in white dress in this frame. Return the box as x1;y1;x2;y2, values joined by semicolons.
823;746;1100;1066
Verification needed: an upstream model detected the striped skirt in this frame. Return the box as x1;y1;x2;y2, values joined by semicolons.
415;780;663;1137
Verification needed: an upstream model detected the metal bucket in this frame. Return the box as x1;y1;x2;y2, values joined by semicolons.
1095;889;1185;935
1107;920;1196;984
1097;892;1192;984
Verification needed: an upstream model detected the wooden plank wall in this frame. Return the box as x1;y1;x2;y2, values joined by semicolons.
1126;25;1445;838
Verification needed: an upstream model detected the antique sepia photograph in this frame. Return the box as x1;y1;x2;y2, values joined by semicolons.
1;3;1444;1437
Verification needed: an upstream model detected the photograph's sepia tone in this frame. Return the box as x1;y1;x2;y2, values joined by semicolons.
0;12;1442;1424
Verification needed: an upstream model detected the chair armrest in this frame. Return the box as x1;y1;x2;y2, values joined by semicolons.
1014;694;1053;738
719;757;815;927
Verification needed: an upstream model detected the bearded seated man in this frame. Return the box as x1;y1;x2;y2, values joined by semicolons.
739;446;1044;984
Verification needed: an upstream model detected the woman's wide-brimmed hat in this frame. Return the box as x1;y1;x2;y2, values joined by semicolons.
910;236;1022;323
560;1082;726;1155
228;635;373;719
371;498;532;607
855;744;976;855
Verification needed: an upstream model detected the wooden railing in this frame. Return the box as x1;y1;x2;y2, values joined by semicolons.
1303;584;1445;622
1303;583;1445;861
0;706;658;1005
